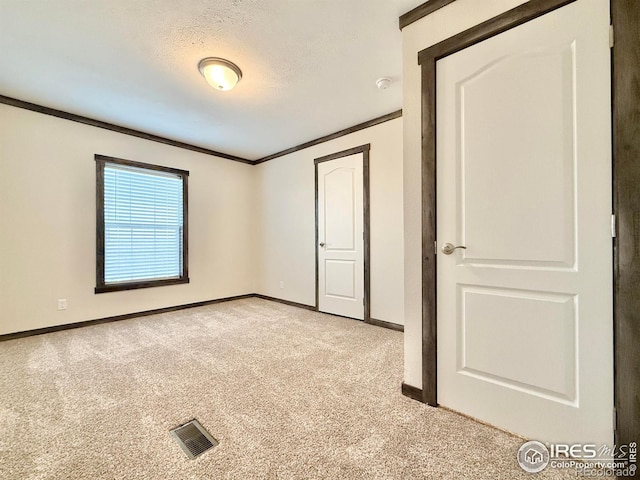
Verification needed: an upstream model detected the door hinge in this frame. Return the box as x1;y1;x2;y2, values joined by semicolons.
613;407;617;430
609;25;614;48
434;241;437;255
611;214;616;238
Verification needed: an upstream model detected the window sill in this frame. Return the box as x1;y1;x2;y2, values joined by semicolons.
95;277;190;294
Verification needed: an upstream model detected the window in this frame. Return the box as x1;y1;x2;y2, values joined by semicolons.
95;155;189;293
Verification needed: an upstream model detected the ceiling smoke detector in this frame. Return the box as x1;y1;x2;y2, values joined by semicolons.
376;77;392;90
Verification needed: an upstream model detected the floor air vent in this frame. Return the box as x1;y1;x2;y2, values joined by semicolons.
170;419;218;459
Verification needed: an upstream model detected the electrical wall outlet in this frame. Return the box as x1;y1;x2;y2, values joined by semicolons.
279;281;284;289
57;299;67;310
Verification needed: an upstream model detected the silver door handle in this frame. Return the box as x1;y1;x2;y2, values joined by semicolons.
441;243;466;255
319;242;326;247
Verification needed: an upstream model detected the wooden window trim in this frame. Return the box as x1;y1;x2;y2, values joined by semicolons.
95;154;189;293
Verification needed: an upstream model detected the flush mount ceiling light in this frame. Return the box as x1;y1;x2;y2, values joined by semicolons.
198;57;242;91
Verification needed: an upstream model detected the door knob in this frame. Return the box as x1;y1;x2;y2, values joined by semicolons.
319;242;326;247
441;243;466;255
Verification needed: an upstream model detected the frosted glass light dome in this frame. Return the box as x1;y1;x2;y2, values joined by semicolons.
198;58;242;91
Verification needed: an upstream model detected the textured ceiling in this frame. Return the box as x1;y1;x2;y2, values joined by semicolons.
0;0;421;160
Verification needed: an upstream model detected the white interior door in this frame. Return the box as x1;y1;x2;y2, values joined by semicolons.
436;0;613;445
318;154;364;320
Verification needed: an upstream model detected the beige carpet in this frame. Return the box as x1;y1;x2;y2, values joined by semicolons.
0;298;579;479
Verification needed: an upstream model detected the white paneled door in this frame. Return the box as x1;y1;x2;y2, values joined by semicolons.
436;1;613;445
318;154;364;320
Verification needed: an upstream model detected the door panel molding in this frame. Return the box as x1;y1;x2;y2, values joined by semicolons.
417;0;639;451
315;144;371;323
419;0;581;408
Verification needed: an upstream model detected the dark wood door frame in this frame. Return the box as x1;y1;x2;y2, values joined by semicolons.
314;144;371;324
416;0;639;450
611;0;640;457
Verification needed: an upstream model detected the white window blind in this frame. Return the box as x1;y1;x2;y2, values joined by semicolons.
103;163;184;284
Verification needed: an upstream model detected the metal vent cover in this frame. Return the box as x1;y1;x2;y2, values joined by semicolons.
170;419;218;459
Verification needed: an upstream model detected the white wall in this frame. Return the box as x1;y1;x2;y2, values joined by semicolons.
0;104;256;335
402;0;528;387
0;104;404;335
254;117;405;325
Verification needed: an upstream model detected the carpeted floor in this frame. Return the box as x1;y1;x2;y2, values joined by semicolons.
0;298;580;479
